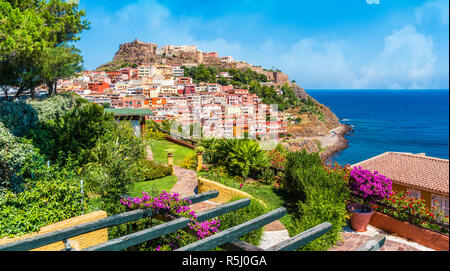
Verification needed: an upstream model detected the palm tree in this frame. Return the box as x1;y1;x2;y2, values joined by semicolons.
215;139;269;179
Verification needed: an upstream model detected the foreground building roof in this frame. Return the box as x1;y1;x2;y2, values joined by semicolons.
104;108;154;116
353;152;449;196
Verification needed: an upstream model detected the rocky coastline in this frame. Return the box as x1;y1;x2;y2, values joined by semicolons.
320;124;353;161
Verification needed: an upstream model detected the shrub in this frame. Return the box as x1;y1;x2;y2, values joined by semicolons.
198;138;220;164
181;154;197;170
214;139;270;179
283;151;350;251
139;159;173;181
115;191;220;250
217;197;267;246
291;165;350;251
375;190;449;234
0;123;40;194
267;148;287;170
143;120;166;141
0;92;77;137
0;162;86;238
81;123;146;215
258;168;275;185
349;166;392;204
28;98;116;166
282;150;322;198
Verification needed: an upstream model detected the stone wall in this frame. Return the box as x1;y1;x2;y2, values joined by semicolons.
197;177;266;208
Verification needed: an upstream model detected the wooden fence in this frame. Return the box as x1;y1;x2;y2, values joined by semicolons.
0;190;386;251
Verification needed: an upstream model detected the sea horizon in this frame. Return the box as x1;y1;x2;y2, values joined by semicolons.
307;89;449;166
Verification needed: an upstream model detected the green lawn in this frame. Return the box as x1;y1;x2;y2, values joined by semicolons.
87;176;178;212
128;176;178;197
198;171;298;236
147;140;195;167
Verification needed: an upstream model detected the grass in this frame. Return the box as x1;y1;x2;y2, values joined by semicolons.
147;140;195;167
87;176;179;212
198;171;299;236
128;176;178;197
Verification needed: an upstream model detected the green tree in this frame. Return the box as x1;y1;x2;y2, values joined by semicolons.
0;0;89;99
41;44;83;95
81;123;146;215
0;1;51;99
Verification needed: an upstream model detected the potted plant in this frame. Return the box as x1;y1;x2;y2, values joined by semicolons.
347;166;392;232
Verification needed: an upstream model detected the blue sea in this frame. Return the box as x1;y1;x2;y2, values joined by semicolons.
307;89;449;166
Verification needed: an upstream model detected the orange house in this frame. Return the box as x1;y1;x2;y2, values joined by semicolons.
88;82;110;93
353;152;449;216
149;98;167;108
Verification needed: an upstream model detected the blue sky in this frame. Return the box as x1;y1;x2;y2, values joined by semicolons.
76;0;449;89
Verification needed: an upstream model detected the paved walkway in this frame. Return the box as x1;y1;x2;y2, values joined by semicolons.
329;225;434;251
171;166;218;213
170;166;290;248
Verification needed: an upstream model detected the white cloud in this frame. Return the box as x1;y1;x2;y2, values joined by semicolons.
415;0;449;25
81;0;443;89
356;25;436;89
366;0;380;5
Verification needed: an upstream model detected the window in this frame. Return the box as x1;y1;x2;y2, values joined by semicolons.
432;194;449;217
407;188;421;199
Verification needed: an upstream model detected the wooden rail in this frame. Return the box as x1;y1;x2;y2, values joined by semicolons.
85;198;251;251
175;208;287;251
355;234;386;251
265;222;332;251
0;189;386;251
0;190;219;251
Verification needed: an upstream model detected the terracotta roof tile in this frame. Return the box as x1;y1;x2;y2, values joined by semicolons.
353;152;449;195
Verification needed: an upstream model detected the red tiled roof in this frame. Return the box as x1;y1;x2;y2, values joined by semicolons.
353;152;449;195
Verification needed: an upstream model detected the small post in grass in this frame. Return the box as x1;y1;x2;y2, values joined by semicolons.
166;149;174;167
195;146;205;172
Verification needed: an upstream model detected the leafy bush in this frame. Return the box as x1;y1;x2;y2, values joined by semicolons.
291;165;350;251
181;153;197;170
29;98;116;166
217;197;267;246
258;168;275;185
0;123;39;194
143;120;166;141
81;123;145;215
213;139;269;179
282;150;322;198
139;159;173;181
374;190;449;234
0;162;86;238
267;148;287;170
199;138;220;164
0;92;77;137
283;150;350;251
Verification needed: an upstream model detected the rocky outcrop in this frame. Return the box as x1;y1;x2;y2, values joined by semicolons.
113;39;158;64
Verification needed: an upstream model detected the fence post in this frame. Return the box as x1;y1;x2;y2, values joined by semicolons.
167;149;174;167
196;151;203;172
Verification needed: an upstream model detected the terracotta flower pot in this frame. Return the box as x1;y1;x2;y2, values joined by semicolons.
347;203;374;232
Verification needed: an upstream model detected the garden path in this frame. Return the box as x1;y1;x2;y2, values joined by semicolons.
329;225;434;251
170;166;291;248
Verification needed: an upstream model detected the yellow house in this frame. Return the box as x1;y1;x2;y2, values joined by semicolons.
353;152;449;216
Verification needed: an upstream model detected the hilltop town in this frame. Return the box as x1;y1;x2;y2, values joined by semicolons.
56;39;351;157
